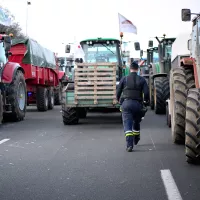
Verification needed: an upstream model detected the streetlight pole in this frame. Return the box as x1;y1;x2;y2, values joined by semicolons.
26;1;31;37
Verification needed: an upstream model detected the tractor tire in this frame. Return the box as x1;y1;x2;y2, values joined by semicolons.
48;88;54;110
166;103;171;128
78;108;87;119
154;77;169;114
54;82;62;105
185;68;195;89
62;106;79;125
149;76;154;110
4;70;27;122
185;88;200;164
36;87;49;111
170;68;187;144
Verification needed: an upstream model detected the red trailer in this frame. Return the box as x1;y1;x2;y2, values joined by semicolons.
8;38;65;111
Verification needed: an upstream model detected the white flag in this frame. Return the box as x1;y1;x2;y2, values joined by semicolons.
118;13;137;34
74;43;85;60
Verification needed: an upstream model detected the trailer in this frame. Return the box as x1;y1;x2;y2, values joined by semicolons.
8;38;65;111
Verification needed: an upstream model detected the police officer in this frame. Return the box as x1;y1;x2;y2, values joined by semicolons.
117;61;149;152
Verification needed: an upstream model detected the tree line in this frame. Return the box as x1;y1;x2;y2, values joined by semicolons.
0;6;25;39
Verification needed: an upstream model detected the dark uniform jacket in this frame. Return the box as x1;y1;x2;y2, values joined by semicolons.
117;72;149;104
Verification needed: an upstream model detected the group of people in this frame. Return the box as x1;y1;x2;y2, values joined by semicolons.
117;61;149;152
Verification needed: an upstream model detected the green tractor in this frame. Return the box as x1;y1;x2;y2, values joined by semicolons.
135;36;176;114
61;37;130;125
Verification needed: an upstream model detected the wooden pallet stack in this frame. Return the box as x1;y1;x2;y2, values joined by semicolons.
74;62;117;105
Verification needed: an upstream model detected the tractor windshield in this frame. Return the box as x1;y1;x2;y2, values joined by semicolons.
153;51;159;63
0;42;7;64
165;45;172;59
82;42;120;63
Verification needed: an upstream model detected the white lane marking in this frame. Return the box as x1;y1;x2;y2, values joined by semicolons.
0;138;10;144
161;169;183;200
149;134;156;150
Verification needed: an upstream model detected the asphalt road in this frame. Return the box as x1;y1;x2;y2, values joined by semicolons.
0;106;200;200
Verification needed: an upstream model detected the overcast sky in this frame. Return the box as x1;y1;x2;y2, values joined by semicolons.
0;0;199;57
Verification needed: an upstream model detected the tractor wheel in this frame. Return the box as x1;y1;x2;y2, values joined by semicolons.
36;87;49;111
48;88;54;110
54;82;62;105
4;70;27;122
166;103;171;128
185;68;195;89
62;106;79;125
78;108;87;119
185;89;200;164
149;76;154;110
170;68;187;144
154;77;169;114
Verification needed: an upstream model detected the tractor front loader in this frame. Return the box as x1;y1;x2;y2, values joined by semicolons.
168;9;200;164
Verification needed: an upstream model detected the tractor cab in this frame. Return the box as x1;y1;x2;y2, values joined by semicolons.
181;9;200;85
190;14;200;61
65;38;123;81
158;37;176;74
148;37;176;74
0;33;12;65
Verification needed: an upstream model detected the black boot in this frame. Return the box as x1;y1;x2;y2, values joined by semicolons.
134;135;140;145
125;135;134;152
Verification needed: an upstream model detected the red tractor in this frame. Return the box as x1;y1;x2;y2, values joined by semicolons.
0;33;26;123
8;38;65;111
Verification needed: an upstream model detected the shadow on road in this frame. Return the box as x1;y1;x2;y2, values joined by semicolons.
80;114;122;125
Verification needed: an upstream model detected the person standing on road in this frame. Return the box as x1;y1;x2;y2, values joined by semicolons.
117;61;149;152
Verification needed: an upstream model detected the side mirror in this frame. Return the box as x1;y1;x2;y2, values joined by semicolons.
134;42;140;51
148;40;153;47
182;9;191;21
65;44;71;53
140;50;143;57
187;39;192;50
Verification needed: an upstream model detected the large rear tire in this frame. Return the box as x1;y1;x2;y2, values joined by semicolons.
62;107;79;125
154;77;169;114
185;68;195;89
4;70;27;122
36;87;49;111
170;68;187;144
185;89;200;164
